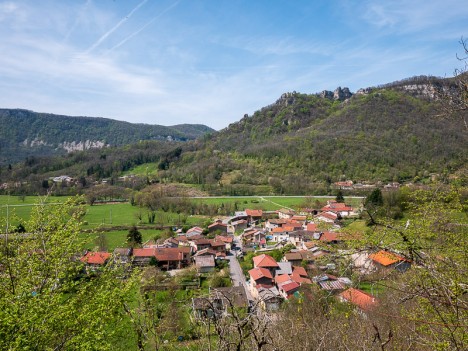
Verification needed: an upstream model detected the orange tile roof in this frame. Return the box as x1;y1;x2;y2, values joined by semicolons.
246;209;263;217
253;254;279;268
339;288;377;310
292;266;308;277
319;232;339;242
369;250;407;266
272;227;286;233
249;267;273;281
80;251;111;265
306;223;318;232
280;281;300;293
132;248;156;257
290;271;312;285
275;274;292;285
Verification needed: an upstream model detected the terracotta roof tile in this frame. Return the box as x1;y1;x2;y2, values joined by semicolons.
253;254;279;268
369;250;407;266
249;267;273;281
339;288;377;310
80;251;110;265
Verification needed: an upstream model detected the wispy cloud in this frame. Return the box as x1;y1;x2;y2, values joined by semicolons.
84;0;148;54
108;1;180;53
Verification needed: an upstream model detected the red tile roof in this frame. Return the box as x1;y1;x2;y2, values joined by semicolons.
306;223;318;232
275;274;292;285
253;254;279;268
133;248;156;257
154;247;190;262
80;251;111;265
292;266;308;277
246;209;263;217
280;281;300;293
319;232;339;242
339;288;377;310
249;267;273;281
215;235;233;243
369;250;407;266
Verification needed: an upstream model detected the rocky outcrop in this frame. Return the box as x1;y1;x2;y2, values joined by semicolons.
319;87;353;101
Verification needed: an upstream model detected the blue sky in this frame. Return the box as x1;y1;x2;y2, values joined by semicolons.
0;0;466;130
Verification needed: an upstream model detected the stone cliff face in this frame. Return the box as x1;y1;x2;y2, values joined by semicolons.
319;87;353;101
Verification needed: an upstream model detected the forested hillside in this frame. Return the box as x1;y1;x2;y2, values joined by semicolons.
161;77;467;192
2;76;467;196
0;109;214;165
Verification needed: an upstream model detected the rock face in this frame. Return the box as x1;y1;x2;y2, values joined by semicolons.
319;87;353;101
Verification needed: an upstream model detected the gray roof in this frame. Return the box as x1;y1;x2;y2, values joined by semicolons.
276;262;293;275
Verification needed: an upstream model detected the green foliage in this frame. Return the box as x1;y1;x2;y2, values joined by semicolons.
127;225;142;247
0;197;136;350
0;108;214;166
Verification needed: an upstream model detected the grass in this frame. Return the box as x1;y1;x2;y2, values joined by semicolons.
81;228;164;251
358;281;386;296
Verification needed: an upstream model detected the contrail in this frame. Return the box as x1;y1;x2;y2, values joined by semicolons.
65;0;92;42
108;1;180;53
85;0;148;54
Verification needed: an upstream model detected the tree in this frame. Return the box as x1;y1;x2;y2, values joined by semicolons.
366;188;384;207
0;197;135;350
362;187;468;350
335;189;345;203
436;37;468;130
127;225;143;247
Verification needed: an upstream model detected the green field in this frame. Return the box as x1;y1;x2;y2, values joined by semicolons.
82;229;164;251
0;195;364;232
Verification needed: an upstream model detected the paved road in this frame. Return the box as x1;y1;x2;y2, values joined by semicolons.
227;236;253;302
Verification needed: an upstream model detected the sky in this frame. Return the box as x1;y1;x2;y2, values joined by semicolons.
0;0;466;130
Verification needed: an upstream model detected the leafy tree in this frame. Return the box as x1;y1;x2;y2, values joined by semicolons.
127;225;143;247
0;197;135;350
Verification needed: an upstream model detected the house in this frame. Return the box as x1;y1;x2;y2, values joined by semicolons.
80;251;111;270
249;267;274;297
245;209;263;224
112;248;132;265
190;238;212;252
316;211;338;223
291;215;307;223
215;235;233;251
265;218;287;231
257;286;282;311
290;266;312;285
231;219;248;231
186;226;204;237
253;254;279;277
282;252;303;266
277;208;295;219
338;288;378;311
333;181;354;190
208;220;228;234
313;274;346;291
194;256;215;273
193;248;217;258
210;238;227;254
321;201;354;217
278;281;300;299
153;247;191;270
369;250;411;272
319;231;340;244
132;248;157;266
276;261;293;276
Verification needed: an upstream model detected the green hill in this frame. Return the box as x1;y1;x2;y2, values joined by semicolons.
0;109;214;165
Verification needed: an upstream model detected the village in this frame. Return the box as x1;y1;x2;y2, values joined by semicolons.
80;198;412;318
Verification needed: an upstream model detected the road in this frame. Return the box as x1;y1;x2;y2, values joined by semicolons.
227;235;253;302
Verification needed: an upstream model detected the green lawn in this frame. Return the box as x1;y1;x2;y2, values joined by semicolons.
82;229;164;251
